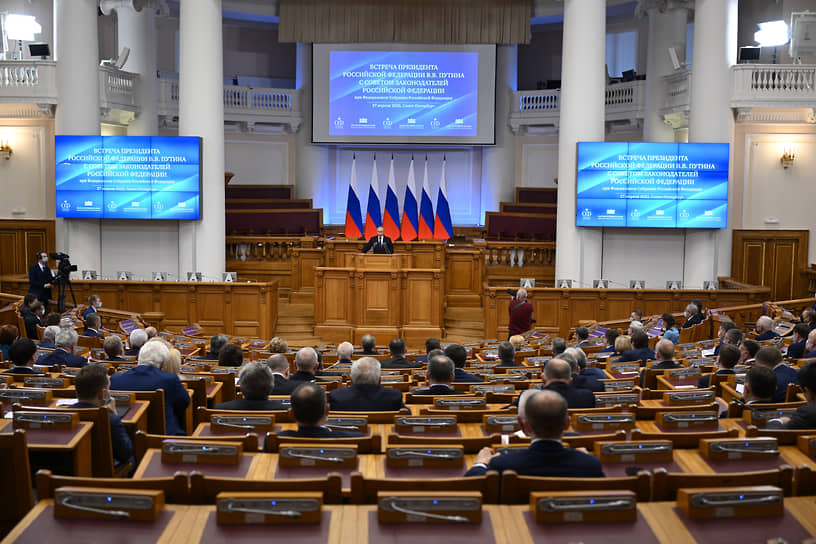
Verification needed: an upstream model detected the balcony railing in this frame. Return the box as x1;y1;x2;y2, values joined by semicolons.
98;65;139;113
731;64;816;109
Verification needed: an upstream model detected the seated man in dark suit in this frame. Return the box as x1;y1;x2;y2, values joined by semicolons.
23;300;44;340
267;353;298;395
381;338;419;369
353;334;378;356
805;329;816;359
124;329;148;357
328;357;407;412
333;341;355;367
712;321;737;356
767;361;816;429
411;355;460;396
217;343;243;368
72;363;133;466
3;338;42;375
755;346;797;403
279;382;364;438
681;303;702;329
465;389;604;477
83;294;101;319
615;331;655;365
215;362;287;410
787;323;810;360
414;337;441;364
598;329;619;353
574;326;593;347
36;325;59;349
196;334;228;361
803;309;816;332
755;316;780;342
81;313;104;338
110;341;190;436
37;328;87;368
289;347;331;383
445;344;481;383
742;365;776;405
496;340;520;367
103;335;127;362
639;339;682;387
511;358;595;409
568;346;605;380
740;339;761;363
561;349;603;392
698;344;740;388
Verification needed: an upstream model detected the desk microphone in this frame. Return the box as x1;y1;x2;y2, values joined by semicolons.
57;496;131;519
381;498;469;523
286;451;344;463
390;449;460;460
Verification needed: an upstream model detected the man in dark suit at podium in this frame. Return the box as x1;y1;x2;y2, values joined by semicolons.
28;251;53;306
361;226;393;255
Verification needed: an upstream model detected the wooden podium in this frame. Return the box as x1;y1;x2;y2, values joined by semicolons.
314;253;443;347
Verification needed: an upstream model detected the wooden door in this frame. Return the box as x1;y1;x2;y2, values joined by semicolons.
731;230;809;300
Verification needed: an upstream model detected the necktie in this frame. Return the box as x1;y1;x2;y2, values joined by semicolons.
379;237;382;247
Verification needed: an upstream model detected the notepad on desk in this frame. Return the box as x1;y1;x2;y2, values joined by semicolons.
55;398;76;406
701;348;716;357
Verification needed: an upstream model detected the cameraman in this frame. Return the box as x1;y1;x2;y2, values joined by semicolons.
28;251;54;309
508;288;534;338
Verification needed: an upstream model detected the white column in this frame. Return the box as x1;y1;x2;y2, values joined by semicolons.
642;4;689;141
295;43;330;218
178;0;225;279
116;3;159;136
54;0;101;272
555;0;606;285
687;0;737;285
480;44;517;222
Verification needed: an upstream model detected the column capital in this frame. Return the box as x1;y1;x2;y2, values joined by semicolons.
99;0;169;17
635;0;693;18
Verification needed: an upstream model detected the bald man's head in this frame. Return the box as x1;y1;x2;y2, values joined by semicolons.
655;339;674;361
543;358;572;382
522;390;569;440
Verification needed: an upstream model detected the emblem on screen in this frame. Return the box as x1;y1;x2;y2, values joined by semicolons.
108;201;118;210
154;201;164;211
334;117;344;129
60;200;71;211
382;118;392;128
430;118;441;128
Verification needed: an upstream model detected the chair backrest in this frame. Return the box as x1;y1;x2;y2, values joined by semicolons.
264;432;382;453
77;335;103;349
499;469;652;503
651;465;794;501
117;389;166;435
630;427;739;448
0;430;34;533
189;471;343;505
329;409;408;424
744;424;816;445
199;406;293;424
133;430;259;463
35;468;190;503
349;471;500;504
387;432;501;454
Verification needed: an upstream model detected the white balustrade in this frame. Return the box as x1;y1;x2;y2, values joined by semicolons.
0;60;57;103
731;64;816;109
98;65;139;111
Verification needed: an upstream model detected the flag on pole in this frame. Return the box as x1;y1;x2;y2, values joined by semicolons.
382;155;401;240
363;155;382;240
434;156;453;240
400;157;419;241
344;154;363;238
418;156;435;239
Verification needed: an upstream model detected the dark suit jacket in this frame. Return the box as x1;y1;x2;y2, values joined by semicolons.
640;360;682;386
772;364;799;403
381;356;420;369
289;371;332;384
453;368;482;383
353;349;379;356
682;313;703;329
787;340;807;360
598;345;616;353
572;374;604;392
23;312;43;340
81;328;104;338
767;403;816;430
2;366;41;374
496;360;521;367
278;425;363;438
110;365;190;435
756;330;780;341
361;235;394;255
124;347;141;357
328;384;406;412
36;340;55;349
616;347;655;364
465;439;604;478
698;368;735;389
37;348;87;368
414;355;429;364
271;374;299;396
215;398;288;411
72;401;133;465
107;355;128;362
28;262;53;304
510;382;595;410
82;306;98;319
411;384;459;396
806;350;816;359
580;367;606;380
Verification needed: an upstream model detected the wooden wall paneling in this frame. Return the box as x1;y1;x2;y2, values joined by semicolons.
191;285;228;335
0;233;18;278
231;290;262;338
732;229;809;300
772;240;796;301
445;250;481;295
293;248;324;291
362;273;396;326
157;286;193;331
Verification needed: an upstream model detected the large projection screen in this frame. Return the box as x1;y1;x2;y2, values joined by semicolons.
312;43;497;145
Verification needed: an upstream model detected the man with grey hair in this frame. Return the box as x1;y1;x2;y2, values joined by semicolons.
336;341;354;365
755;315;780;341
411;355;458;395
37;325;60;349
682;303;702;329
110;340;190;435
551;337;567;356
104;335;127;361
328;356;407;412
508;287;533;337
215;362;286;410
37;328;86;367
197;333;229;361
289;347;329;383
81;313;103;338
640;338;682;386
267;353;297;395
564;347;603;392
125;328;148;357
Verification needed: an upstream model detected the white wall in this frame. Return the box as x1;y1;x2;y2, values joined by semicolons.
0;122;53;219
1;0;52;60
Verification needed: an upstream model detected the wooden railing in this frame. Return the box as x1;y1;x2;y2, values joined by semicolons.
226;235;318;263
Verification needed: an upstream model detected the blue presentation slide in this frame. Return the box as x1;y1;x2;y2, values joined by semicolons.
55;136;201;220
576;142;729;228
328;50;479;138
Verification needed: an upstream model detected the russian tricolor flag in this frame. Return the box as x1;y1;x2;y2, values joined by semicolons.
382;155;401;240
434;157;453;240
418;156;434;239
400;157;418;241
363;155;382;240
343;154;363;239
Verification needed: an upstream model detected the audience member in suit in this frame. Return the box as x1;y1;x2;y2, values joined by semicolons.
289;346;331;382
361;226;394;255
103;335;128;362
411;354;460;396
328;357;407;412
23;300;44;340
755;315;780;342
81;313;104;338
767;361;816;429
72;363;133;466
110;341;190;435
742;365;777;405
37;328;87;368
598;329;620;354
713;321;738;356
616;331;655;365
630;308;643;323
561;349;603;392
466;389;604;477
27;251;53;308
83;294;102;319
328;341;354;367
496;341;520;367
740;339;761;363
279;382;364;438
802;309;816;332
445;343;481;383
381;338;420;369
196;334;228;361
805;329;816;359
215;362;287;410
216;343;243;367
267;353;298;395
698;344;740;388
716;327;744;359
756;346;798;403
787;323;811;360
508;288;534;337
414;337;441;364
681;303;703;329
568;346;605;381
614;334;632;356
353;334;379;356
124;329;148;357
574;326;593;347
661;313;680;345
37;325;59;349
640;339;683;387
511;358;596;409
2;338;42;375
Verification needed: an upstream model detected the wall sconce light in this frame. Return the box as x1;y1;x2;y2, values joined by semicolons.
780;148;795;169
0;139;11;160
